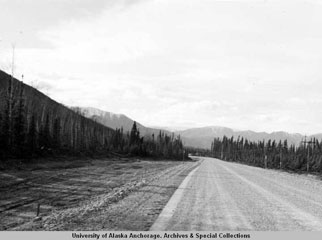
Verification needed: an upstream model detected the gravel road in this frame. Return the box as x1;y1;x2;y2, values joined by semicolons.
150;157;322;231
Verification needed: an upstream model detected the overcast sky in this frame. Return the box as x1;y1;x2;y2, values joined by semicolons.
1;0;322;134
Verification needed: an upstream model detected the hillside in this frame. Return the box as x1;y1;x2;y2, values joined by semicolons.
0;70;113;133
0;69;114;158
78;107;172;138
0;69;186;161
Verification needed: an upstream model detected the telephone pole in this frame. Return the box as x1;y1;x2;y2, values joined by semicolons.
279;150;282;169
301;136;315;173
221;144;223;160
264;142;267;169
182;149;185;161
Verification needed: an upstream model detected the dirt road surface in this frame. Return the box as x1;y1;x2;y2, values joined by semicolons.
151;157;322;231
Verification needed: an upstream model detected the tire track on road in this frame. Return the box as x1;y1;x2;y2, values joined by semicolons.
217;161;322;231
210;161;253;230
226;162;322;211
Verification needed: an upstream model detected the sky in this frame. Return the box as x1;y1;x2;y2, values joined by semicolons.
1;0;322;134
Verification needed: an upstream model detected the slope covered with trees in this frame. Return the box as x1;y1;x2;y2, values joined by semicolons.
0;70;186;162
0;70;115;160
211;136;322;173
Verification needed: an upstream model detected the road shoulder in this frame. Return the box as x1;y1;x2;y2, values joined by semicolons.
50;160;200;231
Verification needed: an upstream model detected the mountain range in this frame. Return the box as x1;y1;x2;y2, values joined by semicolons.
176;127;304;149
78;107;172;138
78;107;321;149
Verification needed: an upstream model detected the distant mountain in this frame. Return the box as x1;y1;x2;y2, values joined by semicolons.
312;133;322;140
76;107;322;149
176;126;316;149
78;107;171;138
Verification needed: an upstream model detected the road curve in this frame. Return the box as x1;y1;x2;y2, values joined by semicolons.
150;157;322;231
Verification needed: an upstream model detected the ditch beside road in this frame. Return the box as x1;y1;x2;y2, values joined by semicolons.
0;157;199;230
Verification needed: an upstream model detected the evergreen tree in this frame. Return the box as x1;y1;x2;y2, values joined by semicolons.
27;114;37;157
39;114;51;151
2;85;11;156
0;112;4;161
210;135;322;173
130;121;138;146
52;117;61;149
13;82;26;158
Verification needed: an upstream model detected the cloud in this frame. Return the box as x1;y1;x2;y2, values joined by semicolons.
1;0;322;134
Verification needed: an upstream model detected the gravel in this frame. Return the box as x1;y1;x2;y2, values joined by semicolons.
154;157;322;231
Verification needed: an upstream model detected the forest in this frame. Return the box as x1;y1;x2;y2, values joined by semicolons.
211;135;322;173
0;70;186;163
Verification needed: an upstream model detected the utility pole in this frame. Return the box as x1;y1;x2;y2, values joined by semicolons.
182;149;185;161
301;136;315;173
264;141;267;169
279;141;282;169
221;144;223;160
182;140;185;161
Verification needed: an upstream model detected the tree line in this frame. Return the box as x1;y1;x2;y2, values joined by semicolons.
110;121;187;159
0;78;114;160
211;136;322;173
0;71;186;162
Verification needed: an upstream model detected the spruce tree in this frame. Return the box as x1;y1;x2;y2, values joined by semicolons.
27;115;37;157
130;121;138;146
39;114;51;152
13;82;26;158
53;117;61;150
0;112;4;161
